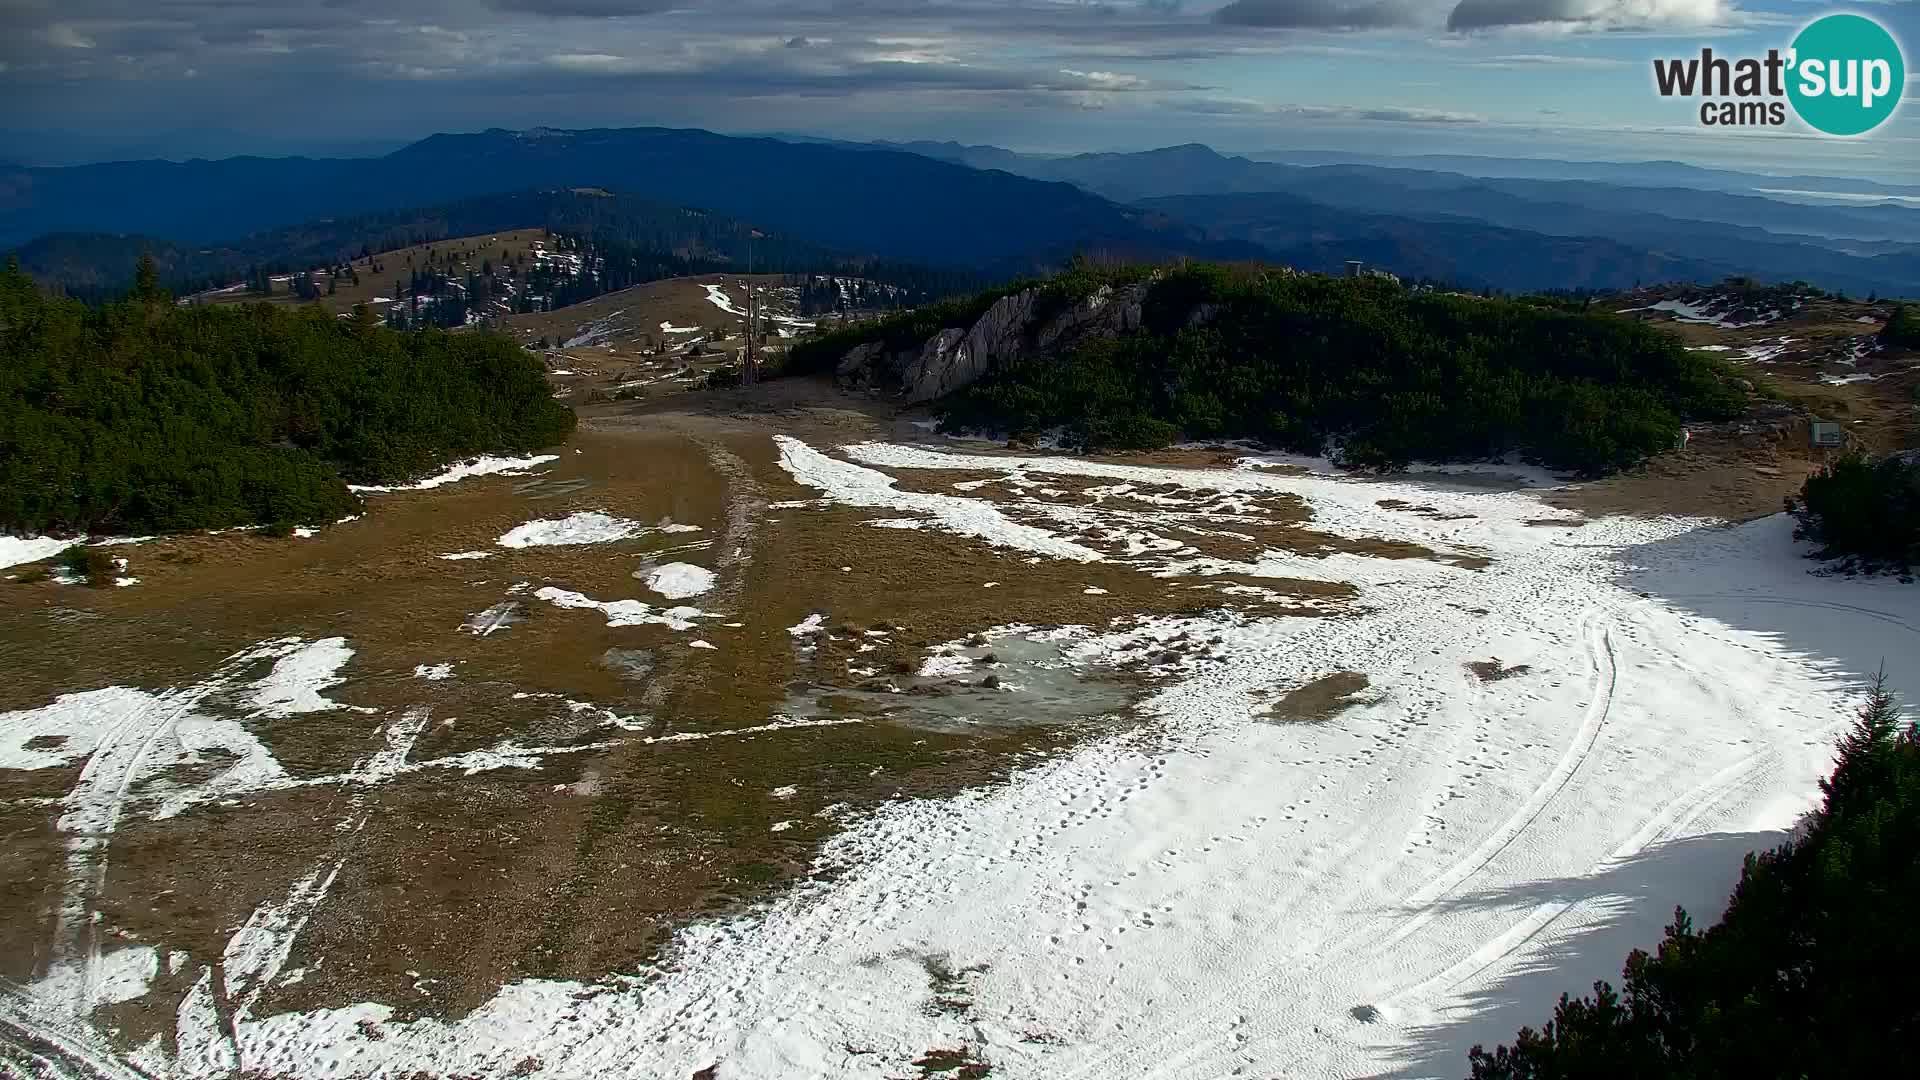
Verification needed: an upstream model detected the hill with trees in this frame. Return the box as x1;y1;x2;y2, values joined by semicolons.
11;189;990;307
0;257;574;536
793;263;1747;475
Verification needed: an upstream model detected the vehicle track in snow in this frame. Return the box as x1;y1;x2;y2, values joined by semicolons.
1385;608;1618;931
1044;565;1604;1080
53;684;216;1016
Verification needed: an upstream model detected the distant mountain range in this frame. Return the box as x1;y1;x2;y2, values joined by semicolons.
852;140;1920;295
0;127;1259;274
1234;150;1920;200
5;126;1918;297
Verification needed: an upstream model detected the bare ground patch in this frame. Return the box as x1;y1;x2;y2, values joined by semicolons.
1258;672;1374;723
1466;660;1532;683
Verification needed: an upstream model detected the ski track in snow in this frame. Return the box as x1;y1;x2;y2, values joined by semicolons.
5;438;1917;1080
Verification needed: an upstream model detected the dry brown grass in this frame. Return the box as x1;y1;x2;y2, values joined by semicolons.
1;411;1363;1040
1258;671;1372;723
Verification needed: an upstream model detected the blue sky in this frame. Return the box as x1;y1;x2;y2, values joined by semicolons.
1;2;1915;180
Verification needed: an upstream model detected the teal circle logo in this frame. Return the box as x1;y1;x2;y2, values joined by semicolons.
1787;14;1906;136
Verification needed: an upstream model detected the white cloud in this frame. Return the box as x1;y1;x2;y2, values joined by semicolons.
1177;95;1485;122
1476;53;1631;67
1447;0;1733;32
45;24;98;49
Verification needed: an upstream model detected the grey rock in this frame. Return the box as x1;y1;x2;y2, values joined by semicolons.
901;327;972;403
833;277;1162;403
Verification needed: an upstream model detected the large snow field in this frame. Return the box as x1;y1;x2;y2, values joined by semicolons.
5;438;1915;1079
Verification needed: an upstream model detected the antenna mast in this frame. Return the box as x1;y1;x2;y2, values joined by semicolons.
743;231;757;385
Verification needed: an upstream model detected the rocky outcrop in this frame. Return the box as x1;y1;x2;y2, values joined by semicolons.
836;281;1157;403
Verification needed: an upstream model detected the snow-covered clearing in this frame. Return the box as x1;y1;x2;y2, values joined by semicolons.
6;437;1915;1080
349;455;557;493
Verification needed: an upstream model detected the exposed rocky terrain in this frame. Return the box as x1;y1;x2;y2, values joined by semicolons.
837;281;1155;402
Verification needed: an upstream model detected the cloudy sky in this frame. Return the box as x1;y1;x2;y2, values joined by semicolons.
1;1;1915;178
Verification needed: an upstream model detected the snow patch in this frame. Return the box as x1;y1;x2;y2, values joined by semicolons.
773;436;1103;562
642;562;717;600
249;638;365;718
498;512;647;548
349;455;557;493
533;587;711;631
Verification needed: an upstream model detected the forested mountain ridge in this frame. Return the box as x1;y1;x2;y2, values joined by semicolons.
0;127;1264;271
11;189;991;306
837;139;1920;296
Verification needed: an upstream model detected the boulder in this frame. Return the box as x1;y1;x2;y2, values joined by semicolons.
901;327;972;403
836;341;886;390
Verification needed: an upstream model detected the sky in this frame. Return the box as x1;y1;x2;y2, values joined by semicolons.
2;1;1916;180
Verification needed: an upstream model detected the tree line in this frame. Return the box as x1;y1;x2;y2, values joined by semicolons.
1788;452;1919;571
0;256;575;536
1467;676;1917;1077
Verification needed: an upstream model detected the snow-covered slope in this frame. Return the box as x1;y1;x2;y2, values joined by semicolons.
5;440;1914;1080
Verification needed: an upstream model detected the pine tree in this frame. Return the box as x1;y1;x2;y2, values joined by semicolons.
131;254;165;306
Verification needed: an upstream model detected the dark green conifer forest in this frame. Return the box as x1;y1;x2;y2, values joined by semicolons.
0;257;575;536
793;264;1747;475
1467;678;1918;1079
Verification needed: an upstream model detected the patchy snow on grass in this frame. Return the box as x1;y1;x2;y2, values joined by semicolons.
703;284;746;316
139;439;1920;1080
689;640;718;651
533;586;711;631
642;562;717;600
788;613;827;637
25;439;1920;1080
438;551;492;561
498;512;648;548
350;455;558;494
1635;298;1784;329
249;637;366;718
1;687;153;769
661;321;703;333
462;602;521;637
413;664;455;681
774;436;1104;562
32;945;160;1013
917;653;975;678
